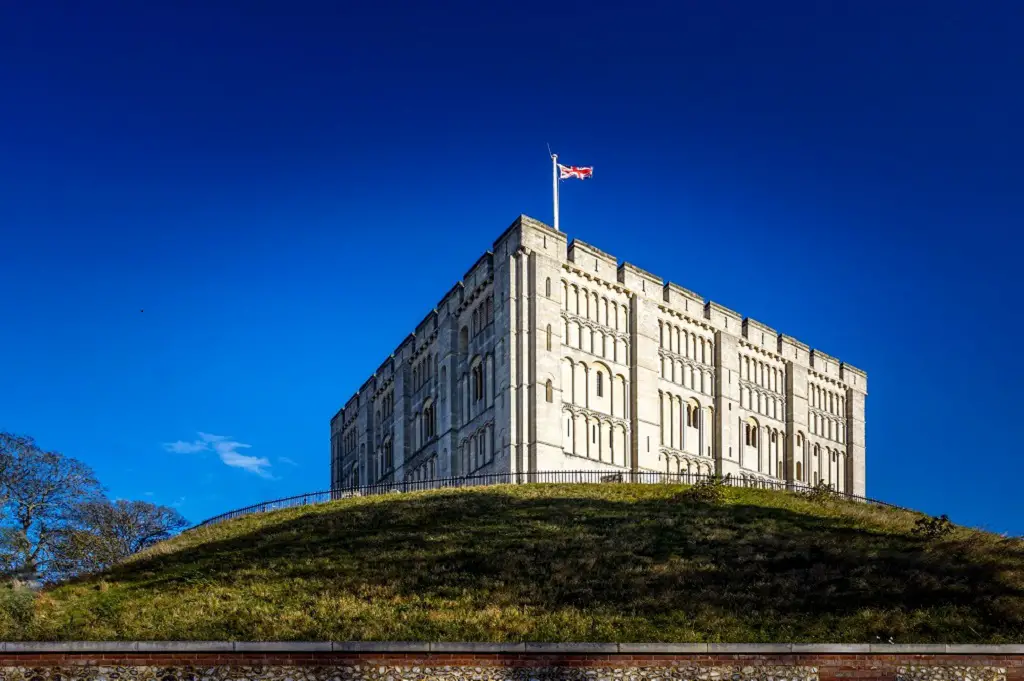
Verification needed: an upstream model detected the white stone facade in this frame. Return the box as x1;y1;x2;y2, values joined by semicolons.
330;216;866;496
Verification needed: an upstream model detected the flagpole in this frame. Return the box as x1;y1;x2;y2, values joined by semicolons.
552;153;560;231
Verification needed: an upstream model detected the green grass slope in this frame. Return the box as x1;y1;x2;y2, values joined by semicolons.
6;483;1024;642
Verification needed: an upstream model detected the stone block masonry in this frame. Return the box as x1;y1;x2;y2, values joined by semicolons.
0;645;1022;681
330;215;870;507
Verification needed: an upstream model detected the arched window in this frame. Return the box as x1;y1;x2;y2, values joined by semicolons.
471;362;485;402
596;371;604;397
796;461;803;481
546;324;552;351
545;380;553;403
545;277;552;297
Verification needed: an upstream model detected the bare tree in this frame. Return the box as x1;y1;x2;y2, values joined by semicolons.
0;432;102;581
51;499;188;578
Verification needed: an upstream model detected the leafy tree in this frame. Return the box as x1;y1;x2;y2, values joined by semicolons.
0;432;102;581
50;499;188;579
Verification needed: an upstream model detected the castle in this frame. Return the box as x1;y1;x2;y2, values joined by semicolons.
330;215;866;495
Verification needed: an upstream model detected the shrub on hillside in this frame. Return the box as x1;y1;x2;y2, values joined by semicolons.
0;582;35;629
681;475;727;504
912;514;954;540
803;480;839;503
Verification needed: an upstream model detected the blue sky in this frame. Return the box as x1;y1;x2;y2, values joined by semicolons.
0;1;1020;533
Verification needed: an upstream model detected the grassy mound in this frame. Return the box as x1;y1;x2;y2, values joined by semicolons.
5;483;1024;642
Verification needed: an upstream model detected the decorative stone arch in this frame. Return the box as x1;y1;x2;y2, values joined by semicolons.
574;360;590;408
381;436;393;474
485;353;494;407
745;416;760;445
562;409;574;453
561;357;575;403
468;354;483;405
591;360;612;412
423;398;436;440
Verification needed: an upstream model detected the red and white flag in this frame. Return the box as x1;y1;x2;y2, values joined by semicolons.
558;164;593;180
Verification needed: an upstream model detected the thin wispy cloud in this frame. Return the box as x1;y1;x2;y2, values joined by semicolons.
163;432;273;478
164;440;208;454
278;456;298;466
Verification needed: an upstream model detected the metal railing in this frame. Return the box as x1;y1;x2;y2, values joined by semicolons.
194;470;911;528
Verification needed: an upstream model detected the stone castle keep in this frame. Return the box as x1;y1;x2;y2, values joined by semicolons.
330;215;866;495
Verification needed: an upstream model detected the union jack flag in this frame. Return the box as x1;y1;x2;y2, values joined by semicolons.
558;164;593;180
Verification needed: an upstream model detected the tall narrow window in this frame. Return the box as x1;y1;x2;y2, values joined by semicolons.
545;380;553;403
596;372;603;397
545;277;552;297
546;324;552;351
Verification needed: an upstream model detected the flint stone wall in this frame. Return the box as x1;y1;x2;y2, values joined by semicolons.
0;664;818;681
0;644;1021;681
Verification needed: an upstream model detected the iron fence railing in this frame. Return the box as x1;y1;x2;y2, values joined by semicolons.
194;470;911;528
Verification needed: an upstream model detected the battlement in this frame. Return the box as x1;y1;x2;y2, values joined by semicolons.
617;262;662;294
742;318;778;352
705;301;742;330
663;282;704;312
437;282;464;316
374;356;395;384
810;349;841;378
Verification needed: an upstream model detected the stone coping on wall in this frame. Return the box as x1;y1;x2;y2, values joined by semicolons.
0;642;1022;654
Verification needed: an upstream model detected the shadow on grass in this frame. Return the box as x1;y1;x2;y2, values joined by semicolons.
56;486;1024;642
